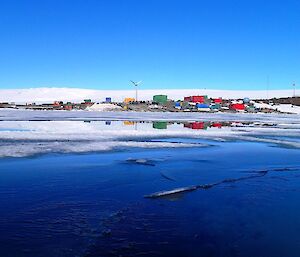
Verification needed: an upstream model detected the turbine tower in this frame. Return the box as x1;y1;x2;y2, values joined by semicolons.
130;80;142;102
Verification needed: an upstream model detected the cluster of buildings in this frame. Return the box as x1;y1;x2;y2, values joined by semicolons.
0;93;281;113
150;94;256;112
0;99;94;111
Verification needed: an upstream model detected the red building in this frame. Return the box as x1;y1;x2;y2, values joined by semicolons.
184;96;192;102
184;122;206;130
53;101;61;107
64;105;73;111
213;98;222;104
230;103;245;111
211;122;222;128
184;96;206;103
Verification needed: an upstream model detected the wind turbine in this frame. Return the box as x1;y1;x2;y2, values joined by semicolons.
130;80;142;102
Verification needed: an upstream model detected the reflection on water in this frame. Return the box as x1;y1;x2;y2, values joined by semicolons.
0;119;299;158
101;120;273;130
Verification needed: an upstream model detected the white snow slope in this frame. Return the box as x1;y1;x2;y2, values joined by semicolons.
0;87;296;103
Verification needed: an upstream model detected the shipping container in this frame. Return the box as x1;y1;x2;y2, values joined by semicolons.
211;104;221;110
105;97;112;103
196;103;210;108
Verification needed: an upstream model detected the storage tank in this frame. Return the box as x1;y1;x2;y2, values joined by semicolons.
243;97;250;104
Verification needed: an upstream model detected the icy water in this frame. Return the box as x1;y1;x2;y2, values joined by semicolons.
0;114;300;257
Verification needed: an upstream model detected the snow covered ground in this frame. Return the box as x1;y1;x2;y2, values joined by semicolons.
0;87;297;103
253;102;300;114
0;109;300;157
1;108;300;122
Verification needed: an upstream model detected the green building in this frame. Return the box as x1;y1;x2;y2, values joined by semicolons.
153;121;167;129
153;95;168;104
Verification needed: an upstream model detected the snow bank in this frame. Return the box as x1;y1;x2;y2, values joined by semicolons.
86;103;122;111
275;104;300;114
253;102;300;114
1;108;300;122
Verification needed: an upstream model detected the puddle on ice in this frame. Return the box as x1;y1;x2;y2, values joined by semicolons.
0;115;300;257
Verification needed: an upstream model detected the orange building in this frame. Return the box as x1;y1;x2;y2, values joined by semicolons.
124;98;135;103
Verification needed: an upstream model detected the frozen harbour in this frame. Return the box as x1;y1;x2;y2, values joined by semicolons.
1;109;300;157
1;109;300;257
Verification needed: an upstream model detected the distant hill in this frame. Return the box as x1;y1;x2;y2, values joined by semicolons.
0;87;296;103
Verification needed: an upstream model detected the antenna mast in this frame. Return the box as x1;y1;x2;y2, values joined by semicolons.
267;75;270;99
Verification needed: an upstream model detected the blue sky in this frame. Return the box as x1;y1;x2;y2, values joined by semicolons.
0;0;299;90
